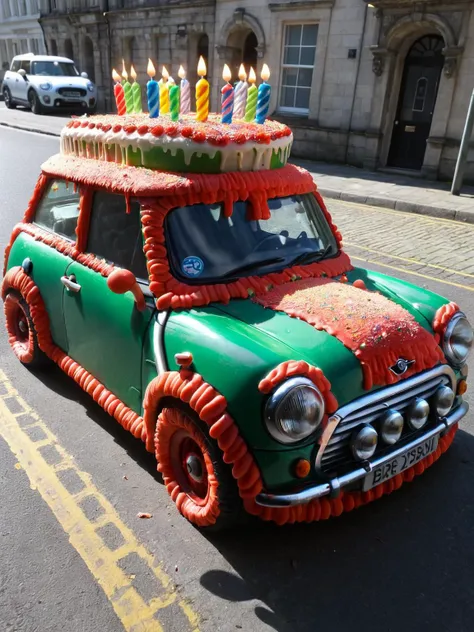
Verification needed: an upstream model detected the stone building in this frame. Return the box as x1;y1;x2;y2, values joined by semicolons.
38;0;474;182
0;0;46;79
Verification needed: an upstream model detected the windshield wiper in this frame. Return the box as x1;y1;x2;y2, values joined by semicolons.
290;244;332;267
222;256;286;279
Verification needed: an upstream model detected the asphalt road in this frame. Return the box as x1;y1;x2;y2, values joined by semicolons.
0;101;70;136
0;126;473;632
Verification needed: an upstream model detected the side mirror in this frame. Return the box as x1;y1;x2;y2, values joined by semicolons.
107;269;146;311
18;69;27;80
81;71;88;79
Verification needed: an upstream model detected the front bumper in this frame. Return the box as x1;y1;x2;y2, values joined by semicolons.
39;92;96;109
256;399;468;507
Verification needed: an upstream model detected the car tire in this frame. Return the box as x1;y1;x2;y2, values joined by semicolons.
28;89;43;115
3;86;16;109
4;291;49;368
155;405;244;531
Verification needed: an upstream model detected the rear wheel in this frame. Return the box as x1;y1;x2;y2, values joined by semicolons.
28;89;43;115
155;406;243;530
3;86;16;109
4;291;49;368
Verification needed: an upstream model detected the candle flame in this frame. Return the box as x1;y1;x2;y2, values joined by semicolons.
261;63;270;82
197;55;207;77
238;63;247;81
147;58;156;78
130;65;137;81
222;64;232;83
178;65;186;80
161;66;169;81
112;68;121;83
249;67;257;83
121;60;128;81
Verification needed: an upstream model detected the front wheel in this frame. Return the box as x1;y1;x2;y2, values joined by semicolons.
3;86;16;109
4;291;49;368
28;90;43;115
155;406;243;530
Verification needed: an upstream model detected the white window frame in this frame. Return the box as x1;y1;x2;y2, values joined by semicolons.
278;22;318;116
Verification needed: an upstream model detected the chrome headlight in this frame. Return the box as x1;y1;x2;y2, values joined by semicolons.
265;377;325;444
87;82;95;92
39;82;52;90
443;312;473;367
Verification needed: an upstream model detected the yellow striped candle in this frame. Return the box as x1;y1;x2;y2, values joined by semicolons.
159;66;170;114
196;55;209;122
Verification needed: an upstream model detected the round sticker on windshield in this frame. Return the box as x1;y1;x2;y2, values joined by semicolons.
182;256;204;278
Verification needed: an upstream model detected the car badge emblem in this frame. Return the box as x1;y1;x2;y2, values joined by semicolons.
389;358;415;376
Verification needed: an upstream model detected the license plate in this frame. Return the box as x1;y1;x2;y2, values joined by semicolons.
63;91;81;97
362;434;439;491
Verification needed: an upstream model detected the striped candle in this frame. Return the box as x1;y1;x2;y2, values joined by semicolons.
255;64;271;124
196;56;209;122
121;61;133;114
178;65;190;115
233;64;248;120
130;65;142;114
159;66;170;114
112;68;126;115
244;67;257;122
221;64;234;124
169;84;180;121
146;58;159;118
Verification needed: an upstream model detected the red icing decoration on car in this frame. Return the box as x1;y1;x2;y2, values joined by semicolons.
432;301;460;343
253;278;445;389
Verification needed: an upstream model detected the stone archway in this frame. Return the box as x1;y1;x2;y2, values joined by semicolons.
217;9;265;77
83;36;95;82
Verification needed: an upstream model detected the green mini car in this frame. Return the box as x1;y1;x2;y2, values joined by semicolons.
2;114;471;529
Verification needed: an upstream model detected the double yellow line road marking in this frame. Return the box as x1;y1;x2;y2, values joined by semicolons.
0;369;200;632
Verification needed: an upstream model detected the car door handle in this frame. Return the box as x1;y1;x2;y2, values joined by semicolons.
61;275;81;293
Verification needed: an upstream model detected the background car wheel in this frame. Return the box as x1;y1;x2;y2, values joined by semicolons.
155;406;244;531
28;90;43;115
4;291;49;368
3;87;16;109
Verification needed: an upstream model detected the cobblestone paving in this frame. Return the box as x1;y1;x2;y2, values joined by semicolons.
326;199;474;291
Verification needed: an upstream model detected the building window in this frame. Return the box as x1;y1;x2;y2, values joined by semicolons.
279;23;318;114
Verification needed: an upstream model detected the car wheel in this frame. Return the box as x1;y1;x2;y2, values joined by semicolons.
3;86;16;109
28;89;43;115
4;291;49;368
155;406;243;531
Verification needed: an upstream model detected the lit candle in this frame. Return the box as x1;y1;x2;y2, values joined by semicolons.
146;58;159;118
122;60;133;114
169;84;180;122
112;68;126;115
233;63;248;120
255;64;271;124
159;66;170;114
221;64;234;124
178;65;190;115
244;67;257;122
130;65;142;114
195;55;209;122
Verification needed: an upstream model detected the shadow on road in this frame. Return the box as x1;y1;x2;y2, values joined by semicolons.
30;362;474;632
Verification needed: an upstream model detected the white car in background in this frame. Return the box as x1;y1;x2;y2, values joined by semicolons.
2;53;97;115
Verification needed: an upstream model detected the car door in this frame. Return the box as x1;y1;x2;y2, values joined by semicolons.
7;178;80;351
9;58;23;99
62;190;154;414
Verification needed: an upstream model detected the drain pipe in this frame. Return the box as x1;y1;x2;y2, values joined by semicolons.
344;2;370;164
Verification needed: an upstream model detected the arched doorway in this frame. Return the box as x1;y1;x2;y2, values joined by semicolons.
64;38;73;61
242;32;257;74
83;36;95;82
226;26;258;78
388;35;444;170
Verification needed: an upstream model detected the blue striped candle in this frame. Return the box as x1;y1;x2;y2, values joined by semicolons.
255;63;271;124
146;59;159;118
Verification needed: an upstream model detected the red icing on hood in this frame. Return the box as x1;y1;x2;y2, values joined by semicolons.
253;278;445;390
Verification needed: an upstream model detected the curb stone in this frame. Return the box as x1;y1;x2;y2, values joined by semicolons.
0;121;61;138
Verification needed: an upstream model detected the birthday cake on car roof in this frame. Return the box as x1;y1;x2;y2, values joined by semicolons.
60;56;292;174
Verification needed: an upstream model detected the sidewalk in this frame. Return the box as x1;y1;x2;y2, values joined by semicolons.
293;158;474;224
1;101;473;224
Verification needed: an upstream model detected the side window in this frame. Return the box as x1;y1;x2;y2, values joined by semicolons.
11;60;20;72
34;179;80;241
20;60;31;73
87;191;147;280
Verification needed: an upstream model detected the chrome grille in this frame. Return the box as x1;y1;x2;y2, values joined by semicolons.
317;365;456;475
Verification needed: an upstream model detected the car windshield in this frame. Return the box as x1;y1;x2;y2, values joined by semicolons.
165;194;338;283
31;61;79;77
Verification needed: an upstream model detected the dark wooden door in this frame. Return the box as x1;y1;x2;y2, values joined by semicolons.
388;35;444;170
